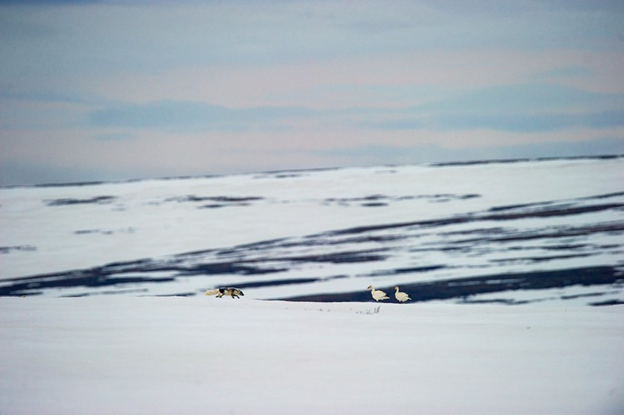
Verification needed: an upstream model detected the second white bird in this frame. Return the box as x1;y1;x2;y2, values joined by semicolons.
394;286;411;303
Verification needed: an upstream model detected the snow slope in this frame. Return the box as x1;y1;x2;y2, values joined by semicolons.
1;158;623;414
1;297;622;415
1;157;623;304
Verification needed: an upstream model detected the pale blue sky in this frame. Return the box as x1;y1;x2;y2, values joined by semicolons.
1;0;623;185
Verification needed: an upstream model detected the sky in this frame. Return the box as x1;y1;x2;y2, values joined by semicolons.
1;0;623;186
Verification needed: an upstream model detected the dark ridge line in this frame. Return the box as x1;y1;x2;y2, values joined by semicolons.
0;245;37;254
477;191;624;213
484;203;624;220
488;201;558;212
0;248;385;296
560;292;609;300
361;203;388;207
152;292;197;298
489;253;592;263
579;191;624;201
257;166;341;176
36;181;109;188
166;195;264;203
459;298;534;305
44;196;117;206
441;227;508;237
368;265;446;277
486;222;624;243
315;234;409;245
234;277;320;290
5;205;621;295
62;288;150;298
200;204;245;209
278;266;623;304
430;158;536;167
213;238;290;257
542;244;589;251
429;154;623;168
181;248;389;270
322;202;624;237
1;275;176;297
2;175;219;190
443;221;624;246
177;263;288;276
324;193;481;206
0;257;157;284
3;154;621;190
227;274;351;290
259;249;388;265
590;299;624;306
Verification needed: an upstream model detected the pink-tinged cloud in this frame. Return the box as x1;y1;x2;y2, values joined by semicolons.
1;0;623;185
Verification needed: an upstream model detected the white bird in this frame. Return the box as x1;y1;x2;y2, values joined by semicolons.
394;286;411;303
367;285;389;301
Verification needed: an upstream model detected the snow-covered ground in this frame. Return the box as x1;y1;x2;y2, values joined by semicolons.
1;157;624;414
1;156;623;304
1;297;622;415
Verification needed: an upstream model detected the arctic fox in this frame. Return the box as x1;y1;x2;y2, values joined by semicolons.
204;287;245;299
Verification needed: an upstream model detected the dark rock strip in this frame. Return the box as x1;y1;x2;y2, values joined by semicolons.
0;245;37;254
0;247;384;296
429;154;622;168
1;273;175;297
279;266;624;304
44;196;117;206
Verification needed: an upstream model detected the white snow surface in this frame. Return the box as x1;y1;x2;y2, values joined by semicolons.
1;157;624;302
1;158;623;414
1;297;623;415
0;158;620;279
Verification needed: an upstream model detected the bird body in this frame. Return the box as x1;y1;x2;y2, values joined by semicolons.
367;285;389;301
394;286;411;303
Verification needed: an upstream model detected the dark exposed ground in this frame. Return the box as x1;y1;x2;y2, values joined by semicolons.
2;259;622;306
279;266;624;305
44;196;117;206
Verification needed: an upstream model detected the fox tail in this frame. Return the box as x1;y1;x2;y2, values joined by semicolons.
204;289;220;296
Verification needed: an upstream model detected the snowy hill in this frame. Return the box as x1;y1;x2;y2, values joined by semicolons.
1;156;624;414
1;156;624;305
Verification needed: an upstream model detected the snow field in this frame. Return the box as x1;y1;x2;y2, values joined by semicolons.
1;297;622;415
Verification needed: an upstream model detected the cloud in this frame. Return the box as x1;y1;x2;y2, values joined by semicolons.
423;0;624;14
431;111;624;133
0;158;124;187
84;84;624;135
0;85;109;105
318;137;624;166
92;131;136;141
420;84;623;114
368;119;424;131
3;0;623;83
87;100;317;133
2;1;623;186
363;84;624;133
531;65;594;80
